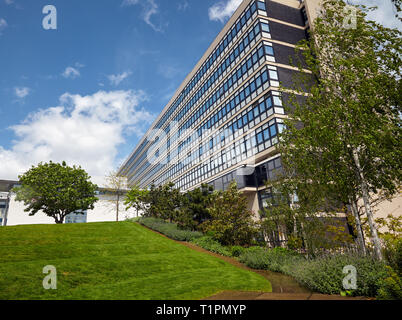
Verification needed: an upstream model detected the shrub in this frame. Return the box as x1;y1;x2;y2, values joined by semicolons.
239;247;303;274
191;236;232;257
138;217;203;242
230;246;247;257
376;266;402;300
239;248;270;270
383;238;402;276
291;254;388;297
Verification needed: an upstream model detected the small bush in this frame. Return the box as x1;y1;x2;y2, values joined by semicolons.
291;254;388;297
239;248;270;269
191;236;232;257
230;246;246;257
376;266;402;300
138;217;203;242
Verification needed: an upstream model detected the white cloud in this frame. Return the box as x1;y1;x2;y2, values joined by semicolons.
122;0;164;32
0;90;155;184
62;63;84;79
62;67;80;79
107;71;132;86
0;18;7;35
4;0;14;5
350;0;402;31
208;0;242;23
178;0;189;12
14;87;30;99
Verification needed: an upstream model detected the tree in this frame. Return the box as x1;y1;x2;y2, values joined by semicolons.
103;170;127;222
13;161;98;224
124;183;149;218
177;184;214;231
278;0;402;260
203;181;257;246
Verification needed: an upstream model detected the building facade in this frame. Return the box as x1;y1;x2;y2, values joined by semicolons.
119;0;318;215
0;180;139;226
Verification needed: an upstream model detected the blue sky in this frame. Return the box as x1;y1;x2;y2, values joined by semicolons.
0;0;400;184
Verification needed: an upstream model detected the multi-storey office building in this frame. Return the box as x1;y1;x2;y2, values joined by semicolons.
119;0;320;214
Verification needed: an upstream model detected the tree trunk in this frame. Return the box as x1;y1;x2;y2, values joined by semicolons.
116;193;120;222
352;148;383;260
350;197;366;255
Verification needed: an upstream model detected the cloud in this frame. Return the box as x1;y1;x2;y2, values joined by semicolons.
122;0;165;32
62;63;84;79
4;0;14;5
0;90;155;184
14;87;30;99
157;65;182;79
208;0;242;23
350;0;402;31
107;71;132;86
178;0;189;12
0;18;7;35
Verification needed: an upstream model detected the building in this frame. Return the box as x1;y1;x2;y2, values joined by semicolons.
119;0;318;215
0;180;139;226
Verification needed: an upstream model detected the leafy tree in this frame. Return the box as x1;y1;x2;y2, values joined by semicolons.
203;181;257;246
142;182;182;222
124;183;149;218
278;0;402;260
177;184;214;231
13;161;98;224
103;170;127;222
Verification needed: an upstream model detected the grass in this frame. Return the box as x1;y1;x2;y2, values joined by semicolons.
0;222;271;300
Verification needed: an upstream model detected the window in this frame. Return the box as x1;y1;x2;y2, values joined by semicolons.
265;45;274;56
261;23;270;33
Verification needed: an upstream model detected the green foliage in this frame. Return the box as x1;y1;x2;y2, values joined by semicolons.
291;254;388;297
239;247;304;274
203;181;258;246
278;0;402;261
13;161;98;224
190;236;232;257
124;183;149;217
376;266;402;300
142;183;183;222
138;217;203;242
230;246;247;258
177;184;214;231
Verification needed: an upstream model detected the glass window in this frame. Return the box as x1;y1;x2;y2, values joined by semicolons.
263;129;270;140
262;71;268;83
256;76;262;88
245;86;250;97
250;81;256;93
274;96;283;106
270;125;277;137
265;45;274;56
257;132;263;144
257;1;265;10
259;101;266;113
266;96;273;108
261;23;270;33
269;70;278;80
246;9;251;20
248;110;254;121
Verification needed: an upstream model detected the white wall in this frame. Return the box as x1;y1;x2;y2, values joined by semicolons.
5;194;140;226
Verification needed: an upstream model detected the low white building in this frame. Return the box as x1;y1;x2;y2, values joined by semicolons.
0;180;140;226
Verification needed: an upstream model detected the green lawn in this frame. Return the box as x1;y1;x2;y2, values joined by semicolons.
0;222;271;300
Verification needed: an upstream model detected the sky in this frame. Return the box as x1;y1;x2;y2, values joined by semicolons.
0;0;400;185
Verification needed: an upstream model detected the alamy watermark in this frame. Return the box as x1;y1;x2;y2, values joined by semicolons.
43;265;57;290
42;5;57;30
342;265;357;290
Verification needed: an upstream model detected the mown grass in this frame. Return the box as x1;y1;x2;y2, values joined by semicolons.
0;222;271;300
